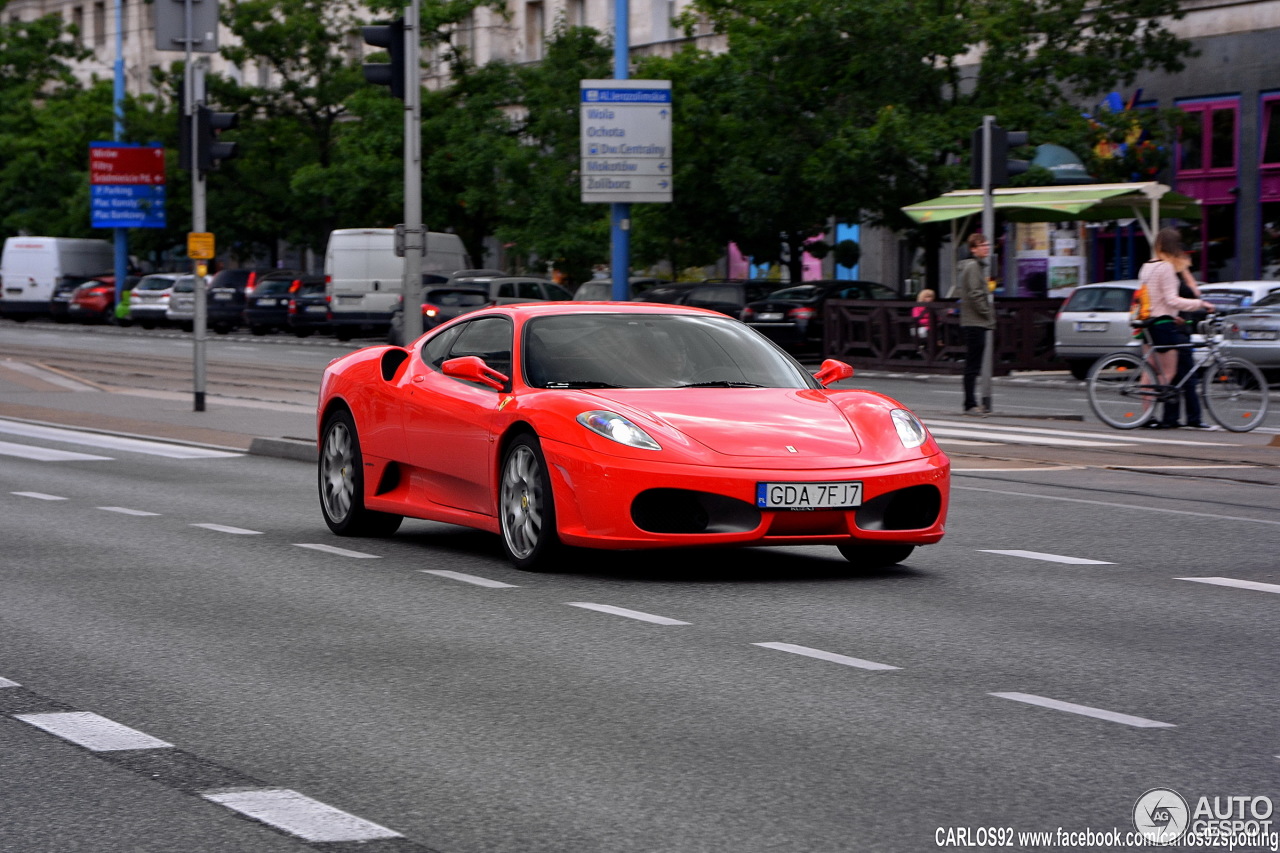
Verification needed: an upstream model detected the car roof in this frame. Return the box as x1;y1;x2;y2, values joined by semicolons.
464;301;724;320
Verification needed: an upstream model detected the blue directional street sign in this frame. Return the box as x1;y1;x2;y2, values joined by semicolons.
91;184;168;229
580;79;673;203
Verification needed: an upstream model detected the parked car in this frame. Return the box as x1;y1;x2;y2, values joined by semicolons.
387;273;573;345
1053;280;1141;379
572;277;670;301
1220;289;1280;370
285;274;330;337
50;275;103;322
741;279;899;350
206;268;299;334
633;281;701;305
164;275;201;331
241;270;310;335
680;279;778;317
68;275;137;324
128;273;184;329
316;302;948;571
1199;281;1280;313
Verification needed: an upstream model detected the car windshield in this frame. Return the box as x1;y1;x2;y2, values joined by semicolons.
170;277;197;293
429;289;489;307
1064;287;1134;312
256;279;294;296
299;282;325;296
522;313;817;390
136;276;175;291
1202;291;1250;308
766;285;822;301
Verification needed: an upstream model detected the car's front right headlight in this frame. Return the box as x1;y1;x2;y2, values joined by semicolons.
577;410;662;450
891;408;928;448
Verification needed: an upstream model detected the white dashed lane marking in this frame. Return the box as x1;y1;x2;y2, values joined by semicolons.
990;692;1175;728
566;602;690;625
754;642;900;671
14;711;174;751
294;543;380;558
421;569;517;588
201;789;402;843
1177;577;1280;595
97;506;161;516
11;491;67;501
980;550;1114;565
192;523;263;535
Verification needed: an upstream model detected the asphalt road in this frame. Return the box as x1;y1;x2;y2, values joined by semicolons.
1;320;1277;852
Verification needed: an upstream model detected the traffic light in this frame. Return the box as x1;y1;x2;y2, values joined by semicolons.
971;123;1030;187
362;18;406;100
178;105;239;175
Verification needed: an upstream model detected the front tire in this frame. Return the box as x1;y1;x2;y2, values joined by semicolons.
838;543;915;567
499;435;560;570
1202;357;1270;432
318;409;403;537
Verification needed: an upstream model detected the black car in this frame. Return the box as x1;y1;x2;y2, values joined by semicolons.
387;274;573;345
242;271;310;335
285;275;330;337
207;268;301;334
741;279;899;349
680;279;778;317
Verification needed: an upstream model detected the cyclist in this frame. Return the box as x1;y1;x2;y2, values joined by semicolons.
1138;228;1217;429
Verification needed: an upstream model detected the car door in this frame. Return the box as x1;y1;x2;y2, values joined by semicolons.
401;316;513;516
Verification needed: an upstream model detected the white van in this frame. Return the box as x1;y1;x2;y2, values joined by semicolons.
324;228;470;340
0;236;114;320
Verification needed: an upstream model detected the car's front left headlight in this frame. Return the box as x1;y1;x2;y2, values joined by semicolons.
577;410;662;450
891;408;928;448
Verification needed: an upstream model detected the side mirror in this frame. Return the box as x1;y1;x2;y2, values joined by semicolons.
442;356;508;391
815;359;854;387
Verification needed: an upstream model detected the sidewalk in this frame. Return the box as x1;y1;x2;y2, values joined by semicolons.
0;360;317;460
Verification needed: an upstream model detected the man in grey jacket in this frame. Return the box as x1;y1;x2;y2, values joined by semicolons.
957;233;995;414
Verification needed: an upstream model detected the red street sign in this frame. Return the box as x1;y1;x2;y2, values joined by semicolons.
90;144;166;185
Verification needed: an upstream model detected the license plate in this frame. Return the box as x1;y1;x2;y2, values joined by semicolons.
1242;330;1278;340
213;291;233;301
758;312;785;321
756;481;862;510
1076;321;1108;332
256;298;277;306
305;305;327;313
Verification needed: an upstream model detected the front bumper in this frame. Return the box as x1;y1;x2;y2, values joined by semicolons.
542;438;949;550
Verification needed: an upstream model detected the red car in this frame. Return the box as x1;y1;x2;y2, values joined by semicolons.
317;303;949;570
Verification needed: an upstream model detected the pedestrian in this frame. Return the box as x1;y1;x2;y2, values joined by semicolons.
957;233;995;414
1138;229;1217;429
911;289;942;343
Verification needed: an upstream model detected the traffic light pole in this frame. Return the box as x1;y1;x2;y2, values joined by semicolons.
184;3;207;413
400;0;424;344
979;114;995;413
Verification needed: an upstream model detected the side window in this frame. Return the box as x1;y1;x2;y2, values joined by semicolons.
421;324;464;371
518;280;543;299
545;282;573;300
448;316;513;387
497;281;516;298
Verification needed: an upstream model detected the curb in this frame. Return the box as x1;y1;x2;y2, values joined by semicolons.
248;437;317;462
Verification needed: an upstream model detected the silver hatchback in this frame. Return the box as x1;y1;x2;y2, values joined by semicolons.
1053;281;1139;379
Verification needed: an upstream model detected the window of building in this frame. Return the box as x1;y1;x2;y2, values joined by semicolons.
71;6;84;46
567;0;585;28
1176;98;1239;282
94;1;106;48
525;2;544;61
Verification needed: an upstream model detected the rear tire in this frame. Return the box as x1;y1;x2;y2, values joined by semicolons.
1087;352;1156;429
318;409;403;537
837;543;915;567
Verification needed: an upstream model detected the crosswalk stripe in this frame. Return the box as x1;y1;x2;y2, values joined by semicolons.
0;419;240;459
0;440;112;461
925;418;1233;446
929;427;1127;448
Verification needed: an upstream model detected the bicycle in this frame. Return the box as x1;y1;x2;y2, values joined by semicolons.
1086;315;1270;431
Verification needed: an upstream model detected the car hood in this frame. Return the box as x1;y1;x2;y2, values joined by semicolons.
584;388;861;457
